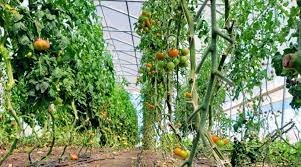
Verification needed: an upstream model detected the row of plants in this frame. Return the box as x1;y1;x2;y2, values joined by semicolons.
136;0;301;166
0;0;138;165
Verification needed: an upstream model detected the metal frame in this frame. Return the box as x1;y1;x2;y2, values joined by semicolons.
99;2;125;79
96;0;225;92
105;38;137;48
103;26;140;38
98;4;139;20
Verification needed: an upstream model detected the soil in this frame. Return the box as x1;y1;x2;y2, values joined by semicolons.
0;147;217;167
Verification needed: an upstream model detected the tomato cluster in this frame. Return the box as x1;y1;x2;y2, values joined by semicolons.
136;10;155;35
211;135;230;147
138;47;190;81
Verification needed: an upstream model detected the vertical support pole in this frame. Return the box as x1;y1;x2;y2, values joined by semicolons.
281;77;286;128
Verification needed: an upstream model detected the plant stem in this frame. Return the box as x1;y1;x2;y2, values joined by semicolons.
181;0;232;166
0;44;21;166
194;0;209;22
31;107;56;166
196;47;212;73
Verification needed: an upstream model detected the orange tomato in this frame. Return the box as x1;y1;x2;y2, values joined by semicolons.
168;48;179;58
146;103;155;110
173;147;182;155
70;153;79;160
155;52;165;60
34;38;50;51
173;147;189;160
184;92;192;98
211;135;219;144
146;63;152;68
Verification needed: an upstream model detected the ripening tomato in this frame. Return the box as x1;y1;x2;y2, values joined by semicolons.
146;63;152;68
70;153;79;160
34;38;50;51
173;147;189;160
222;138;229;145
168;48;179;58
211;135;219;144
181;48;190;56
156;52;165;60
147;103;155;110
184;92;192;98
216;140;224;147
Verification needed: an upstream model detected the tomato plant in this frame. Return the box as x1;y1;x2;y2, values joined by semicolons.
0;0;138;165
136;0;299;167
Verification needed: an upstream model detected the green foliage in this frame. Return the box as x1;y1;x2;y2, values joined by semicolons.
0;0;138;153
135;0;190;149
105;85;138;147
228;0;297;98
268;141;301;166
271;3;301;109
231;138;301;167
0;0;115;126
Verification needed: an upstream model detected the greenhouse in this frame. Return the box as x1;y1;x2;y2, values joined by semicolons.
0;0;301;166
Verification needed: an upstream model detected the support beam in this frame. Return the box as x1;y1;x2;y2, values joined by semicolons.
99;1;125;77
125;1;139;69
98;4;138;20
224;85;285;112
103;26;140;38
105;38;136;47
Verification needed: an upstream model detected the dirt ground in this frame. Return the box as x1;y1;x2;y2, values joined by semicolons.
0;147;216;167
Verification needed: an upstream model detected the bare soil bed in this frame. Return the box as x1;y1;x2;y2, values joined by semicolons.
0;147;216;167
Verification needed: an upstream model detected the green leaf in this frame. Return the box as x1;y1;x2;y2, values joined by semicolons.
45;13;55;20
40;81;49;93
19;35;31;45
12;22;26;32
34;21;43;37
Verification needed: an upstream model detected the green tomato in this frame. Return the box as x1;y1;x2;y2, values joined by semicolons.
146;67;151;72
179;61;189;68
167;62;175;71
180;56;188;64
173;58;180;65
54;97;63;106
138;68;144;73
157;61;165;70
216;140;224;147
25;52;33;58
181;48;190;56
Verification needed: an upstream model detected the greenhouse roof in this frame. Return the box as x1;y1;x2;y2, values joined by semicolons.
95;0;144;94
94;0;225;94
